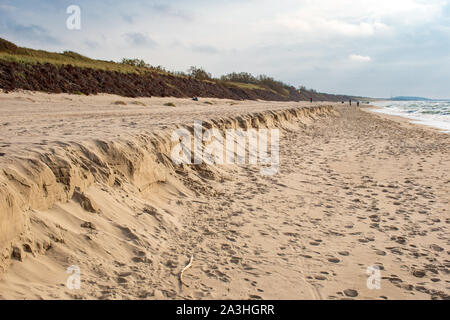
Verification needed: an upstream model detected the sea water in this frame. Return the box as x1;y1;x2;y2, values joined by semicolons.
370;101;450;133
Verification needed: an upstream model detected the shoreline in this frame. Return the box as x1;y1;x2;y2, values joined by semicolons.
362;105;445;133
365;103;450;134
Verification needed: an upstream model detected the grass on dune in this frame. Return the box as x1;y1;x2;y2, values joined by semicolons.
0;38;168;74
223;81;276;93
0;51;152;74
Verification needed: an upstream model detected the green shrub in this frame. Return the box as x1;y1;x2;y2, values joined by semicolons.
220;72;259;84
187;66;212;80
121;58;149;68
130;101;146;106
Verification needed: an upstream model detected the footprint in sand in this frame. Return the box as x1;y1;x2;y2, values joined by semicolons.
343;289;358;298
412;270;426;278
374;249;387;256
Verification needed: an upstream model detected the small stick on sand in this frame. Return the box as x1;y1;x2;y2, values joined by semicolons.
179;255;194;287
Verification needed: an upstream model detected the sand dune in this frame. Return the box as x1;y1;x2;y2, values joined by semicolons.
0;92;448;300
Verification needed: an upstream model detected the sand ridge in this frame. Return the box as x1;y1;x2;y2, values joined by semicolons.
0;91;336;278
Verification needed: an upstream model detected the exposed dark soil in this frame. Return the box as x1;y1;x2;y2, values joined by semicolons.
0;61;354;102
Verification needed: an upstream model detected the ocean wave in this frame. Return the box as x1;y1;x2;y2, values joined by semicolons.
370;100;450;133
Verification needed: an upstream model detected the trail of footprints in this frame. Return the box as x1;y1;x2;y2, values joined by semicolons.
41;108;449;300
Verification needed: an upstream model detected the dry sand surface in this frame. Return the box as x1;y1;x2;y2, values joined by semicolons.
0;91;449;300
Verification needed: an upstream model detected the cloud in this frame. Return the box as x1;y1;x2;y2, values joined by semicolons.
0;3;61;46
123;32;157;48
349;54;372;62
121;14;134;24
274;17;389;38
0;4;16;12
84;40;100;49
150;3;192;21
191;45;219;54
4;22;62;45
263;0;446;41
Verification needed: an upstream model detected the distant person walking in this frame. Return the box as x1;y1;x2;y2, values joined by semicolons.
357;101;360;107
349;99;352;106
310;98;313;103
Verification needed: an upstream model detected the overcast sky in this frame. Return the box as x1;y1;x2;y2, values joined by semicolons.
1;0;449;98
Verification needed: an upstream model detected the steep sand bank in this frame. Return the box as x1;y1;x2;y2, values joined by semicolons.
0;92;336;277
0;92;448;300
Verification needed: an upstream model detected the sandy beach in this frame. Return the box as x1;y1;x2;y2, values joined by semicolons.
0;92;448;300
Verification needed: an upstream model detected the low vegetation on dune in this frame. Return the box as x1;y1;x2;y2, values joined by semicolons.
220;72;291;96
112;100;127;105
130;101;146;106
0;38;149;74
0;37;361;102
